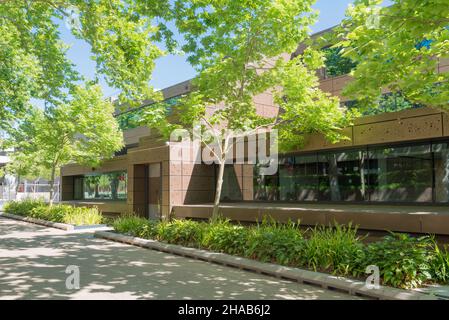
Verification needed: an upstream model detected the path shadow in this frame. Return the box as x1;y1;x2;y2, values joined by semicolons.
0;217;360;300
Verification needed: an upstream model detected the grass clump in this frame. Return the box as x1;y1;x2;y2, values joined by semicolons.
3;200;103;226
303;223;365;276
107;214;449;289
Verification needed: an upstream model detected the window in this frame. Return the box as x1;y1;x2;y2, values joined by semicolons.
367;144;432;202
116;96;181;130
279;155;319;201
344;92;423;116
318;150;366;201
242;141;445;203
74;171;127;201
253;163;279;201
220;165;242;201
322;46;357;78
432;143;449;203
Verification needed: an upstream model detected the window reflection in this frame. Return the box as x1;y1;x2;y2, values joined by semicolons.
368;145;432;202
279;155;318;201
433;143;449;203
74;171;127;201
254;163;279;201
248;142;443;203
319;151;365;201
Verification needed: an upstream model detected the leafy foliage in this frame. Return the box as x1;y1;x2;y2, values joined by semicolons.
142;0;355;219
3;200;103;226
431;243;449;283
201;219;250;256
113;215;157;238
112;216;449;289
0;0;174;128
303;223;364;276
157;219;206;247
336;0;449;111
3;199;46;216
245;219;304;265
322;46;357;77
5;83;124;203
362;234;435;289
63;206;103;225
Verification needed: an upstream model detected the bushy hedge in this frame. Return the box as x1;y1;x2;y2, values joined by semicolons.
3;199;103;226
113;216;449;289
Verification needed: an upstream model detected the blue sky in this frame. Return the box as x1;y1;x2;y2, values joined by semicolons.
58;0;364;98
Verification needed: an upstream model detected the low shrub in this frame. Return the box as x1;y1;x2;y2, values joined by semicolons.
157;219;205;247
63;207;103;226
362;234;435;289
3;199;46;216
245;219;305;265
3;200;103;226
29;204;68;222
303;223;365;276
113;215;154;238
202;219;249;256
431;243;449;283
110;216;448;289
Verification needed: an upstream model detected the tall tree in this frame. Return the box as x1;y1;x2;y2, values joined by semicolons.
143;0;354;220
336;0;449;111
0;0;173;129
8;84;124;204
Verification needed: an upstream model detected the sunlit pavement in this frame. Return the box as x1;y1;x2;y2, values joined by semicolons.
0;217;364;300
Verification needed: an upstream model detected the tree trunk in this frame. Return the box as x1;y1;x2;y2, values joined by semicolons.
95;184;99;198
212;159;226;221
211;136;230;222
329;154;341;201
49;167;56;206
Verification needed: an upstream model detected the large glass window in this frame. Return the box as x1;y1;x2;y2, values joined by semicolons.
254;163;279;201
318;150;365;201
344;92;423;116
279;155;319;201
220;165;242;201
74;171;127;201
367;144;432;202
116;96;180;130
322;46;357;78
432;143;449;203
245;141;447;203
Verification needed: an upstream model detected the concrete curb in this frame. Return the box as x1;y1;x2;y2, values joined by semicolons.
94;230;440;301
0;212;107;231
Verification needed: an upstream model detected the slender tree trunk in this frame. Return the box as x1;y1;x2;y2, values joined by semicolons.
212;159;226;221
211;136;230;222
49;166;56;206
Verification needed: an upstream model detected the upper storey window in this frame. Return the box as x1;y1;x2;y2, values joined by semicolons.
344;92;423;116
116;96;181;130
321;46;357;78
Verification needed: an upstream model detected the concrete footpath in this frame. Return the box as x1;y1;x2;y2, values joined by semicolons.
0;217;363;300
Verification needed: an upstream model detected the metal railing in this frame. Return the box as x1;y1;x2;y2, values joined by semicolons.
0;183;60;208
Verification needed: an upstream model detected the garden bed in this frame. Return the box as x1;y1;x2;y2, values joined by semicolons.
110;216;449;291
94;230;438;300
1;199;108;231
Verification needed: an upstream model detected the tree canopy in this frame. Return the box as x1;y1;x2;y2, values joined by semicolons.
6;84;123;203
0;0;174;129
336;0;449;111
141;0;354;219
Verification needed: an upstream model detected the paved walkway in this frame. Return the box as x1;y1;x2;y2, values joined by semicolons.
0;217;362;300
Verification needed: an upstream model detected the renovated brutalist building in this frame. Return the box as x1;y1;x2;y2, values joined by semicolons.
61;30;449;236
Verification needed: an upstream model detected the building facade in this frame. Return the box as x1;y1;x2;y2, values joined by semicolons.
60;32;449;235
